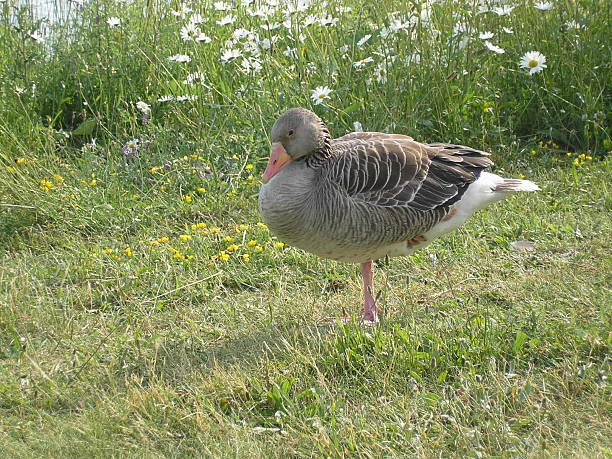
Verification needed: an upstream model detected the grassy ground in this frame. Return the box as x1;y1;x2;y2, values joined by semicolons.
1;0;610;457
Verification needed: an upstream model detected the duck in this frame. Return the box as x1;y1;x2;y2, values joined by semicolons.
258;108;540;323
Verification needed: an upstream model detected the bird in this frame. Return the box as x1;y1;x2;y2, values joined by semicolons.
258;108;540;324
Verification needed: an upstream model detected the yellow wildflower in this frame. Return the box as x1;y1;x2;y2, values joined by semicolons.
242;254;251;263
53;174;64;184
179;234;192;242
123;247;134;257
184;195;193;203
256;222;268;230
227;244;239;252
273;242;285;249
158;236;169;243
196;222;206;229
40;179;54;192
247;240;257;247
224;236;234;242
218;251;230;262
196;187;206;193
235;224;250;232
102;248;113;254
245;164;254;170
89;179;97;186
209;227;221;234
255;245;263;252
232;155;239;160
15;157;27;165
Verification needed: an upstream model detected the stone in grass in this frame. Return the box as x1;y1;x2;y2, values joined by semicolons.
510;240;536;252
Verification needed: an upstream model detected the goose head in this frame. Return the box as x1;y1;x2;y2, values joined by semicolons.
263;108;329;183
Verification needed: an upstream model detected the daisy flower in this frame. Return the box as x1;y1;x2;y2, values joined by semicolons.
136;101;151;113
220;48;242;63
519;51;547;74
492;6;515;16
29;30;44;43
353;56;374;69
216;14;236;26
168;54;191;63
534;2;553;11
157;95;174;102
375;64;388;83
356;34;372;47
106;17;121;26
484;41;505;54
310;86;332;105
479;32;494;40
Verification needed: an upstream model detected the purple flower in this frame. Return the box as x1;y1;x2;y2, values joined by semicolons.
122;139;140;158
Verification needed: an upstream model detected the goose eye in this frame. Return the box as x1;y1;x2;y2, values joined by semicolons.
287;129;294;136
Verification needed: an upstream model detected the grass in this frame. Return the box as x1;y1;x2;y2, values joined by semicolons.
0;0;611;456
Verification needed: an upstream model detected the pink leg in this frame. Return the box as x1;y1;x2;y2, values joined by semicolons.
360;260;379;323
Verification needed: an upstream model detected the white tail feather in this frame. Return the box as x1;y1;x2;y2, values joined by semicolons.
493;179;540;192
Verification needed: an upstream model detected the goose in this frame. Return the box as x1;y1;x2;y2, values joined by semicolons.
258;108;540;323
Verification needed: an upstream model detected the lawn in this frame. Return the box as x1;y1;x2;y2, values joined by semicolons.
0;0;610;456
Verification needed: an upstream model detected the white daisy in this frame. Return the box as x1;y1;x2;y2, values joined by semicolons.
189;14;205;24
157;95;175;102
176;95;198;102
492;6;515;16
136;101;151;113
29;30;44;43
216;14;236;26
180;22;199;41
213;1;232;10
353;56;374;69
183;72;205;84
534;2;553;11
283;46;297;58
479;32;494;40
220;48;242;63
172;4;192;18
519;51;547;74
356;34;372;47
168;54;191;63
484;41;505;54
310;86;332;105
503;27;514;34
196;33;212;43
106;17;121;27
319;15;339;27
375;64;388;83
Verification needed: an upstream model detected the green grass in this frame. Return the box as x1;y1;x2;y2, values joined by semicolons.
1;0;611;456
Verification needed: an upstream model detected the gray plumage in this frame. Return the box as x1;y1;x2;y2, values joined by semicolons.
259;108;537;263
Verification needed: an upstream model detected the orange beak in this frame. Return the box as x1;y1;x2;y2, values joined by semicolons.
263;142;292;184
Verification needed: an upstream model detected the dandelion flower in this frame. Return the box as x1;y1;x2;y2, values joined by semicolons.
534;2;553;11
310;86;332;105
484;41;505;54
520;51;547;74
107;17;121;27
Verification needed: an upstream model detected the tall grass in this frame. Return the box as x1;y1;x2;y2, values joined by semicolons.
0;0;610;456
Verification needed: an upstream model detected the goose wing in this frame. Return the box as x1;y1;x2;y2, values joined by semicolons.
329;137;493;211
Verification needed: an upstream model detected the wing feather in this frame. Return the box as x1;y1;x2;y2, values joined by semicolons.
328;137;493;212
